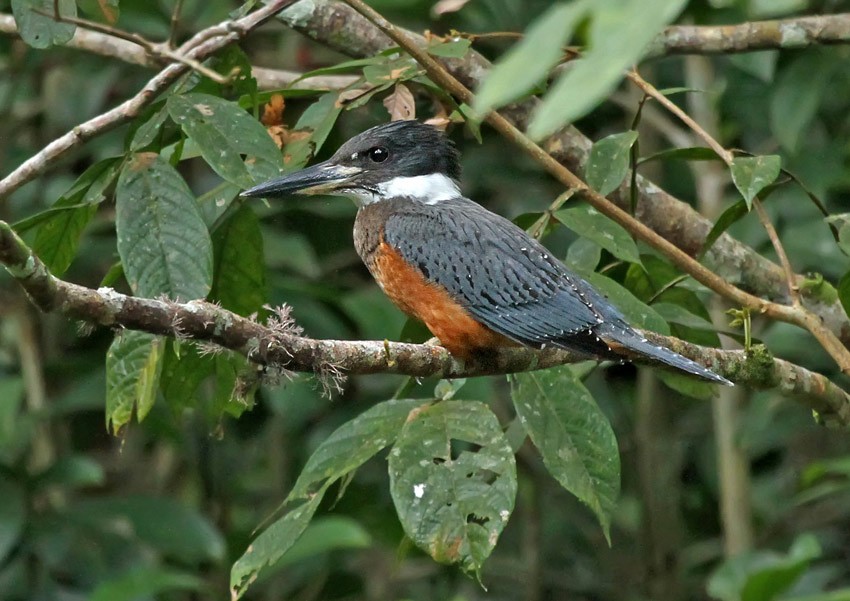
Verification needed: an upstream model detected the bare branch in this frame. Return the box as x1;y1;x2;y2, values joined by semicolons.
1;219;847;424
647;13;850;58
0;0;299;202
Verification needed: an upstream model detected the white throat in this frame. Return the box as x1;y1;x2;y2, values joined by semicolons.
347;173;461;206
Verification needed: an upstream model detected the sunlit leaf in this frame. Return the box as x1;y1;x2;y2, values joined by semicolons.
511;366;620;541
474;1;590;115
388;401;516;575
730;155;781;210
555;203;640;264
116;153;213;300
584;130;639;196
528;0;688;139
167;93;282;187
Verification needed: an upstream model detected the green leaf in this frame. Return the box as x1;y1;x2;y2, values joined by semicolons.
473;1;590;115
70;496;226;564
89;567;203;601
105;331;164;434
566;238;602;272
511;366;620;541
528;0;688;139
730;155;781;210
230;489;326;599
580;270;668;333
33;158;120;275
388;401;517;574
708;534;821;601
160;342;214;412
0;475;26;564
825;213;850;257
130;104;170;151
585;130;639;196
211;206;266;315
427;38;472;58
291;398;426;499
167;93;282;187
116;153;213;300
271;516;371;568
555;203;640;264
11;0;76;49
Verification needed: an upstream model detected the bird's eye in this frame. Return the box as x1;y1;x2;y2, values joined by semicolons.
367;146;389;163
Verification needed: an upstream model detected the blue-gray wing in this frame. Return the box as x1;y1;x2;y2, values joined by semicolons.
383;198;617;350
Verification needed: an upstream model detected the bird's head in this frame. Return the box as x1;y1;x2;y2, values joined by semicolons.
242;120;462;206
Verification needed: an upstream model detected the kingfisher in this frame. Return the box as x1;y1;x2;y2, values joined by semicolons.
243;120;730;385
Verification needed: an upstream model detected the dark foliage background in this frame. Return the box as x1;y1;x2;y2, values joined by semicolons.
2;0;850;599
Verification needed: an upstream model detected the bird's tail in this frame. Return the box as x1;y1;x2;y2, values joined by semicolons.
598;321;732;385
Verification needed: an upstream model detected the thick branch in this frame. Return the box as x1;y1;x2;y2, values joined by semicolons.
274;0;850;349
1;220;847;424
0;0;299;201
648;13;850;58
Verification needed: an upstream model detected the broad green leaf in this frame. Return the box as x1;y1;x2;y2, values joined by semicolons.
291;398;427;499
511;366;620;541
555;203;640;264
428;39;472;58
211;206;266;315
11;0;76;49
167;93;282;187
388;401;517;575
105;331;164;434
769;52;833;152
116;153;213;300
566;238;602;272
70;496;225;564
33;158;120;275
160;342;214;412
474;1;590;115
230;487;326;599
0;475;26;564
89;568;202;601
130;104;170;151
585;130;639;196
281;92;343;169
581;270;669;333
528;0;688;139
730;155;781;210
708;534;820;601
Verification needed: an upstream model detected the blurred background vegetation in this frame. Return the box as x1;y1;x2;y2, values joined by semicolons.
3;0;850;599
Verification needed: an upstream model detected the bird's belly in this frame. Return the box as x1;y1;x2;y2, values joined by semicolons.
370;241;511;358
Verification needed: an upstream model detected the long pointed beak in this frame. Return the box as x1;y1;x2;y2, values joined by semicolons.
241;161;363;198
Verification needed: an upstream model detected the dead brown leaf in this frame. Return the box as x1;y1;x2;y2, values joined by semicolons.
432;0;472;17
261;94;285;127
383;83;415;121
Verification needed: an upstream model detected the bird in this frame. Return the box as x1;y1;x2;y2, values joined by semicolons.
242;120;731;385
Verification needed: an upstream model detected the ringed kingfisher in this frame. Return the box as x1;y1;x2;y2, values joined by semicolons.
243;120;730;385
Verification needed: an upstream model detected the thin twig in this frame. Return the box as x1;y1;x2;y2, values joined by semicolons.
169;0;185;48
339;0;850;375
752;198;801;305
34;8;229;83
